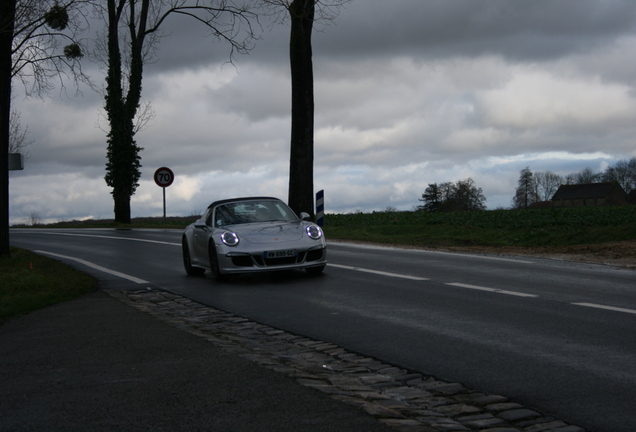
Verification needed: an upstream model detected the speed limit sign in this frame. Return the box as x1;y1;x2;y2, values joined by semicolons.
154;167;174;188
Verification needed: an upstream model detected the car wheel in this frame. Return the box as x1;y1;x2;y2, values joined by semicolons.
305;265;325;276
209;242;228;282
183;238;205;276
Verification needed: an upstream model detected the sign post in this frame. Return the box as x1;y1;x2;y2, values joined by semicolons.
154;167;174;220
8;153;24;171
316;190;324;227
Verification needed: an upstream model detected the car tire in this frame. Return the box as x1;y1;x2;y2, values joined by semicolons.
209;242;228;282
305;265;325;275
183;238;205;276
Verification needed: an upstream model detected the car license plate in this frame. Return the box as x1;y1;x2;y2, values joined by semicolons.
264;249;297;259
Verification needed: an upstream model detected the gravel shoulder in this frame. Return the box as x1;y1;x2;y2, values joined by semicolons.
332;239;636;270
444;240;636;269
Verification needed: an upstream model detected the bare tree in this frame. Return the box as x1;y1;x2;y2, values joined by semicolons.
97;0;258;224
259;0;349;218
601;157;636;193
11;0;88;96
567;166;600;185
1;0;87;257
9;108;33;157
534;170;563;201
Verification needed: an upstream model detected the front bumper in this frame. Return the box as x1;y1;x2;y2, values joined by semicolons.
218;245;327;274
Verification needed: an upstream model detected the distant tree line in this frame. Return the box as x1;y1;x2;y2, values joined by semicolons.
512;157;636;209
418;178;486;212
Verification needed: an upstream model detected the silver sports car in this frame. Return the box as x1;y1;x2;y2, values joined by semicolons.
182;197;327;280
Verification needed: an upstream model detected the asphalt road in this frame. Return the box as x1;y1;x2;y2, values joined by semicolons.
10;228;636;432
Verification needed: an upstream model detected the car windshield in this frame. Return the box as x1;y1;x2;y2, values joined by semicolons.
214;200;298;227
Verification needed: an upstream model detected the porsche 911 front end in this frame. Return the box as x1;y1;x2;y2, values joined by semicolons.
213;220;327;275
182;197;327;280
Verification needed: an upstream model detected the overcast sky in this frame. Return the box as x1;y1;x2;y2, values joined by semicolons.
9;0;636;224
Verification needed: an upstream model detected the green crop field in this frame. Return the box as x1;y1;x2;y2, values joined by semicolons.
323;206;636;248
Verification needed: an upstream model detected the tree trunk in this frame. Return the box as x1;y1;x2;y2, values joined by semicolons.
104;0;144;224
113;189;132;224
0;0;16;257
287;0;315;218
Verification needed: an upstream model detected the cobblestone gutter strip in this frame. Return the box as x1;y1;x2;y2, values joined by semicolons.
107;289;585;432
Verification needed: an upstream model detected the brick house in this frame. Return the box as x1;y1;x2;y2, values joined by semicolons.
551;181;627;207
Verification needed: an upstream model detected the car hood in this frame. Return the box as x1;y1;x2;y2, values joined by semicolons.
233;221;305;244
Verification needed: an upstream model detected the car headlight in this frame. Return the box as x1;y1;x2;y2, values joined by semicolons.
221;232;239;246
306;225;323;240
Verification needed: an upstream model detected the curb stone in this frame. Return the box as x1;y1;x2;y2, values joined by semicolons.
107;289;586;432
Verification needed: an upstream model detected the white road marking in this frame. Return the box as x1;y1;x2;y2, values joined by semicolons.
328;241;536;264
446;282;539;298
572;303;636;315
18;230;180;246
26;232;633;317
35;250;149;284
328;263;429;281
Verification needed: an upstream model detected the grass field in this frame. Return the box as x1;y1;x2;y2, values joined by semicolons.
323;206;636;248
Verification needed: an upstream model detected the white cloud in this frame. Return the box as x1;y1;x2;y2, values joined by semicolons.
476;69;636;130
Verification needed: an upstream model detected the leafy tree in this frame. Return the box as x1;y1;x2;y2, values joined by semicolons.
1;0;86;257
512;167;539;209
418;183;442;212
454;178;486;211
97;0;258;223
419;178;486;212
259;0;349;218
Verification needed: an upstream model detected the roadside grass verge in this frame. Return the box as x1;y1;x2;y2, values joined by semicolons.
0;248;97;325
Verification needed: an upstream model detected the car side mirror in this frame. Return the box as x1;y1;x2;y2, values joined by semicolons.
300;212;311;221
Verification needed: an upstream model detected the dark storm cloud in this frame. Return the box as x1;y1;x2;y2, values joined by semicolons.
314;0;636;61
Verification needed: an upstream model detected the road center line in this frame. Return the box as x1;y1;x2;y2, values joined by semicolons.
328;263;429;281
446;282;538;298
35;250;149;284
572;302;636;315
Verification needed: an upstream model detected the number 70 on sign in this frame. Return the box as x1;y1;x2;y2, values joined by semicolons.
154;167;174;188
